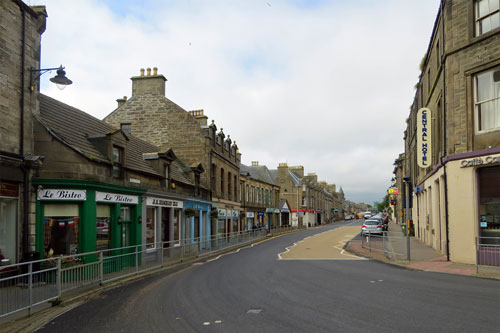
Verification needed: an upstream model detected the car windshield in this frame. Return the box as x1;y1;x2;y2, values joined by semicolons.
365;221;379;225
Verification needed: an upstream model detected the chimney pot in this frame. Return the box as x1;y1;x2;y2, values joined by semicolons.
153;67;158;75
147;68;151;76
123;96;127;101
140;68;145;76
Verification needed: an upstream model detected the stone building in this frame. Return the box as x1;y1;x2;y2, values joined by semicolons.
33;94;210;257
0;0;47;264
239;162;280;230
271;163;341;227
103;68;241;237
400;0;500;265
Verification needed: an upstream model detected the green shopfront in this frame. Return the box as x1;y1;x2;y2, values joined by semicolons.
33;179;144;259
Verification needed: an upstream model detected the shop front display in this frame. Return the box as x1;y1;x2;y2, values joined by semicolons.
0;181;19;265
145;195;184;249
185;199;212;249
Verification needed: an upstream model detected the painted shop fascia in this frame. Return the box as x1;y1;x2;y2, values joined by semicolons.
33;178;145;259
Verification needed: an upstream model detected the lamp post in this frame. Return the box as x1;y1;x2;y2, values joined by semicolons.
29;65;72;91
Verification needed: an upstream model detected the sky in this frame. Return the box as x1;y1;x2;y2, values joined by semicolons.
28;0;440;205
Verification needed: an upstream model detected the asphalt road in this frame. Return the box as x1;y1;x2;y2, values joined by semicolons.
38;221;500;332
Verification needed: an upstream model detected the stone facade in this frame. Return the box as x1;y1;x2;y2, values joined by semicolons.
400;0;500;264
104;68;241;234
0;0;47;262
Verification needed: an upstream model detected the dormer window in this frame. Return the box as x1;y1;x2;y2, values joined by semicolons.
112;146;124;178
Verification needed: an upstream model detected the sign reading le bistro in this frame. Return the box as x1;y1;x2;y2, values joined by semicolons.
461;155;500;168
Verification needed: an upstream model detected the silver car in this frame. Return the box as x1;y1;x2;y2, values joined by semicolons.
361;219;384;235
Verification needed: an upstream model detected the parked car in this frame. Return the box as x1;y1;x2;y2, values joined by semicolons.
345;214;354;220
361;220;384;235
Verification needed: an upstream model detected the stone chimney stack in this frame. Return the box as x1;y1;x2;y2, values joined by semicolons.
290;165;304;178
307;173;318;184
188;109;208;126
277;163;289;182
116;96;127;108
131;67;167;97
252;161;259;166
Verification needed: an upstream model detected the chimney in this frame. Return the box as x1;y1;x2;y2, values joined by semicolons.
252;161;259;166
277;162;288;182
188;109;208;126
290;165;304;178
116;96;127;108
307;173;318;183
131;67;167;97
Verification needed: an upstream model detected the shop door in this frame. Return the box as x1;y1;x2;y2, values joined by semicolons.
477;166;500;266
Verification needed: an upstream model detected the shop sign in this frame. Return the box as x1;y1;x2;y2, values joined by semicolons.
218;208;226;217
187;203;206;210
147;197;183;208
96;191;138;204
247;212;255;218
461;155;500;168
258;212;265;216
265;208;274;213
232;210;239;219
0;182;18;197
38;189;86;201
296;212;304;217
388;188;399;194
417;107;432;168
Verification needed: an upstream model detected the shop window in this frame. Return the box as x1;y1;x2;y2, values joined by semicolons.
475;0;500;36
112;146;124;179
475;67;500;132
479;165;500;239
43;203;79;257
228;172;232;199
0;198;17;264
146;207;156;249
96;204;111;251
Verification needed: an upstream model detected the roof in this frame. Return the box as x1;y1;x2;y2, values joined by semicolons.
37;94;194;185
240;164;278;186
268;168;300;186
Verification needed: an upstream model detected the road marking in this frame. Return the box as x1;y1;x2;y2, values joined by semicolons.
203;322;210;326
214;320;222;324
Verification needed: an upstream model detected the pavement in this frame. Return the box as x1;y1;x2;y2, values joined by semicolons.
345;219;500;279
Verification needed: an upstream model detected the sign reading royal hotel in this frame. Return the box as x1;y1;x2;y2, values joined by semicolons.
417;107;432;168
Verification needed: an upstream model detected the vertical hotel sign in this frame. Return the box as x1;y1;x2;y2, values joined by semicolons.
417;107;432;168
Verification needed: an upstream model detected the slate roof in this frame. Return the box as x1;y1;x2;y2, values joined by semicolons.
240;164;278;186
37;94;194;185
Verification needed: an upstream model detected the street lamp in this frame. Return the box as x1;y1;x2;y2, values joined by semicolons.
29;65;72;91
402;176;411;261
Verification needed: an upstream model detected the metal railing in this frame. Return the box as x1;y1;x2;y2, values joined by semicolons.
0;226;293;319
476;236;500;270
361;231;407;260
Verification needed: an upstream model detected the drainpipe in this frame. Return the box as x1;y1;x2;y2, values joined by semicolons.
441;0;450;261
17;3;30;257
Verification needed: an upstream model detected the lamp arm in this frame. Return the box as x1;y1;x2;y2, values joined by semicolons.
29;66;63;91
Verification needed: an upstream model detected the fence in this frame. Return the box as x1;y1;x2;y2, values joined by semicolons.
476;237;500;273
361;231;407;261
0;226;292;319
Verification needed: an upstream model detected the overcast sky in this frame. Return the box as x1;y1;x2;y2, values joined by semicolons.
29;0;439;205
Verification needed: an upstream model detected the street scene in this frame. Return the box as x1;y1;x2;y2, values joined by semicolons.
2;0;500;332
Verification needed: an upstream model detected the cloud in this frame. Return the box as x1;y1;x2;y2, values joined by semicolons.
31;0;439;203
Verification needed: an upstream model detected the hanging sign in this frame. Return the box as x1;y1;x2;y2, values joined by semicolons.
388;188;399;194
38;189;86;201
96;191;138;204
417;107;432;168
218;208;226;218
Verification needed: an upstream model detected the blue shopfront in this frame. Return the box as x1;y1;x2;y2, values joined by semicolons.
184;199;212;250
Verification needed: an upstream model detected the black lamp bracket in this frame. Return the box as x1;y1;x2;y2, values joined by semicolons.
29;66;64;91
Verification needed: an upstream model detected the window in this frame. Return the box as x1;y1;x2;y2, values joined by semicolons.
0;198;17;264
228;172;232;199
112;146;124;178
474;68;500;132
96;204;111;251
475;0;500;36
234;175;237;202
120;123;131;135
302;196;306;207
211;163;216;191
246;184;249;202
146;207;156;249
164;164;170;188
220;168;224;194
43;203;79;256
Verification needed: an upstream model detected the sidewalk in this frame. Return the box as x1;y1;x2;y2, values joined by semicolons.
345;222;500;279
